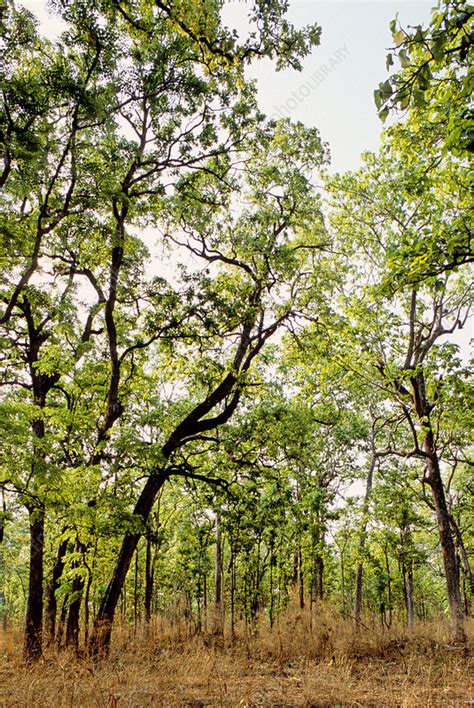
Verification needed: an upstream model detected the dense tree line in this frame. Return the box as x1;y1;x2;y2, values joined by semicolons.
0;0;472;661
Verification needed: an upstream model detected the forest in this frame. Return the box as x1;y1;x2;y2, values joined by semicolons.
0;0;473;705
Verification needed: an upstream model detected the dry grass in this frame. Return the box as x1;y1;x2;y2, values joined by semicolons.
1;607;473;707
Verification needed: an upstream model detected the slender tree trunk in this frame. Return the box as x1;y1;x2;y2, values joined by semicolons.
65;540;86;652
65;575;83;652
24;506;45;661
315;554;324;601
407;561;415;629
44;537;69;646
340;547;345;614
0;488;6;630
354;452;376;628
298;545;304;610
0;487;5;544
230;548;236;640
213;512;224;636
384;545;393;626
84;567;92;647
134;545;139;631
56;597;67;648
144;537;153;625
450;514;473;615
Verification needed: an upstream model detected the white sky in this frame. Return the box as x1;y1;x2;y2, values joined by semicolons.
21;0;433;173
224;1;433;172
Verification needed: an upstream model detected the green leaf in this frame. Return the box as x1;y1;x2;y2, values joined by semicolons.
430;36;445;62
399;49;410;68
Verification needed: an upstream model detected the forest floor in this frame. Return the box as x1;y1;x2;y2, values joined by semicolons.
0;609;473;707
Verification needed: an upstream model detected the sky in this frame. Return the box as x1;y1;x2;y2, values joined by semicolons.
21;0;433;173
223;0;433;172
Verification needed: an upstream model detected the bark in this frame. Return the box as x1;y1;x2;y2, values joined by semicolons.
354;453;376;628
407;562;415;629
134;546;139;630
298;545;304;610
384;545;393;626
0;488;5;544
44;537;69;646
426;443;465;639
88;310;266;656
65;540;87;652
88;471;168;656
340;548;345;614
215;512;222;607
144;537;153;624
213;511;224;635
24;507;45;661
84;568;93;647
450;514;473;613
65;575;83;652
56;598;67;648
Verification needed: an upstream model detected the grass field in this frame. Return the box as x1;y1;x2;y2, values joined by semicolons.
1;608;472;706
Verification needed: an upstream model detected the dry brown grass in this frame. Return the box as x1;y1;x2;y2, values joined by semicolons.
1;607;473;707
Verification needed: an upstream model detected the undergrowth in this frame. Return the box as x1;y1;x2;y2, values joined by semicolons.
1;605;472;707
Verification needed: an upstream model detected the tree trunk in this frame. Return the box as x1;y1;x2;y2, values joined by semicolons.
134;545;139;631
407;359;465;639
340;547;345;614
426;446;464;639
56;597;68;648
384;545;393;626
407;561;415;629
450;514;473;614
44;537;69;646
354;452;376;628
298;545;304;610
84;566;93;647
354;562;364;627
144;536;153;625
213;512;224;636
88;470;167;656
65;575;83;652
24;506;45;661
65;540;86;652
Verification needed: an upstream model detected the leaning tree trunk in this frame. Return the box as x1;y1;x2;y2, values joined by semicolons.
425;439;464;639
88;470;168;656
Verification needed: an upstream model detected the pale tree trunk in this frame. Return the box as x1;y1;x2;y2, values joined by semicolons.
213;511;224;636
406;561;415;629
354;451;376;628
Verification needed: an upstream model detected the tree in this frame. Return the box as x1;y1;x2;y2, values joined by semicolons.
1;0;328;659
327;145;472;637
375;0;473;157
